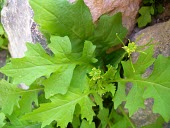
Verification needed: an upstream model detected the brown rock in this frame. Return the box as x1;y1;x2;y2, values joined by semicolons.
70;0;142;32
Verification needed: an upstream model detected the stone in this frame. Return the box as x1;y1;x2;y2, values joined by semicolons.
1;0;33;58
132;19;170;57
70;0;142;33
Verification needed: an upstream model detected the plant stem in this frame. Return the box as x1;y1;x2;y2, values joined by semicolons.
116;33;125;46
0;45;8;50
118;106;136;128
130;57;135;72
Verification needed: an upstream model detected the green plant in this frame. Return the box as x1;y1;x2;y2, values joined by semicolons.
0;24;8;50
0;0;8;50
0;0;169;128
137;0;164;27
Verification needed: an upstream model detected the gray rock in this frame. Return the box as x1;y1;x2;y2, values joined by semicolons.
132;20;170;57
1;0;47;58
1;0;33;58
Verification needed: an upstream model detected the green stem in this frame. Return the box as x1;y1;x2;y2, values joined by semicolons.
116;33;125;46
130;57;135;72
0;45;8;50
118;106;136;128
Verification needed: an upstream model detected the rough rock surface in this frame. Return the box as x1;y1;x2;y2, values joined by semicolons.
132;20;170;57
70;0;142;32
1;0;33;58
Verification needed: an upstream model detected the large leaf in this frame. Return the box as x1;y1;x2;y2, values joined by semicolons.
114;46;155;109
29;0;94;52
22;88;95;128
0;36;97;98
29;0;127;54
89;13;127;52
115;46;170;121
143;55;170;122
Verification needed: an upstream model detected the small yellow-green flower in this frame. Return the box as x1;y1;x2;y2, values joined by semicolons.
89;67;102;81
122;42;137;57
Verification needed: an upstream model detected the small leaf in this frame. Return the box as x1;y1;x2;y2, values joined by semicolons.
157;4;164;14
80;120;95;128
70;65;91;91
0;112;5;127
0;24;4;35
110;108;132;128
137;6;153;27
0;80;40;115
92;93;103;109
97;108;109;128
113;82;126;109
0;38;4;46
14;85;39;116
72;115;81;128
125;83;145;116
0;80;21;115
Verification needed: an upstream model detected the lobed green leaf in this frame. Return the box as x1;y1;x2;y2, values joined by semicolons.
22;88;95;128
0;36;97;98
115;46;170;121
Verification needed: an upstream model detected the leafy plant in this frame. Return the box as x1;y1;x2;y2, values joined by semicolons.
0;0;9;51
0;0;8;50
0;24;8;50
0;0;170;128
137;0;164;27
